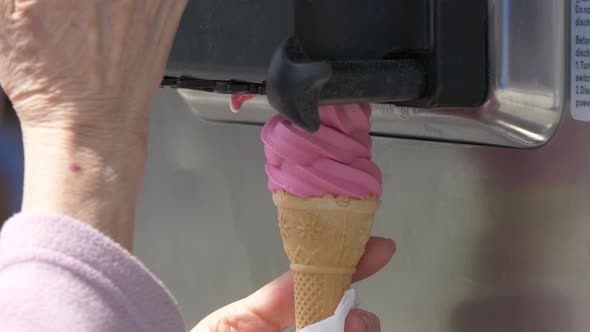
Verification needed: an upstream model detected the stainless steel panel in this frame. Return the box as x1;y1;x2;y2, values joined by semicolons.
177;0;567;148
137;88;590;331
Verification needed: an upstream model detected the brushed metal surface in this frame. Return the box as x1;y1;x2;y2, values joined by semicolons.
176;0;567;148
136;88;590;331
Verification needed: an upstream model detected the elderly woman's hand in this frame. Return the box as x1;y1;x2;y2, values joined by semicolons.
0;0;187;249
192;237;395;332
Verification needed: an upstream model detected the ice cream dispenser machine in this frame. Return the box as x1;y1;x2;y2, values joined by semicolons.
134;0;590;331
163;0;567;148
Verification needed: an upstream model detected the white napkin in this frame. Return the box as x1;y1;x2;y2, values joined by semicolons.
299;289;356;332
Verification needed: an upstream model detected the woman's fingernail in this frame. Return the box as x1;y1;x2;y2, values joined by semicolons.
355;309;381;332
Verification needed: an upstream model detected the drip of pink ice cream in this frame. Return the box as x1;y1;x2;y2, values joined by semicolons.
262;104;383;199
230;94;257;113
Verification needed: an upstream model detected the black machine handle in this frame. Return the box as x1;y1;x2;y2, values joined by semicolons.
267;37;427;131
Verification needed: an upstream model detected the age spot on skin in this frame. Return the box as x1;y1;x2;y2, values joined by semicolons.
69;163;82;173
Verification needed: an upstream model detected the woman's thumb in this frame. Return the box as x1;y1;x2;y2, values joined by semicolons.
345;309;381;332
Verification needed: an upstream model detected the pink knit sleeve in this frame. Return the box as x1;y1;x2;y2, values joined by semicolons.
0;212;185;332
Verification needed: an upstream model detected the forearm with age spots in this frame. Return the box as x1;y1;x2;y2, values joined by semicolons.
20;127;147;251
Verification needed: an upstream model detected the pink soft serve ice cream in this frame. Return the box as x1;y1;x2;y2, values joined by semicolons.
261;104;382;199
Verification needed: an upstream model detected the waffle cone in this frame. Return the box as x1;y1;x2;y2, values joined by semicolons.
272;191;380;331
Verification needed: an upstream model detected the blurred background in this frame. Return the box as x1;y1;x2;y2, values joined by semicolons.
2;86;590;331
0;88;24;227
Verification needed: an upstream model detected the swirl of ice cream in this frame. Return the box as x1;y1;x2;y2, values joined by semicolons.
262;104;383;199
